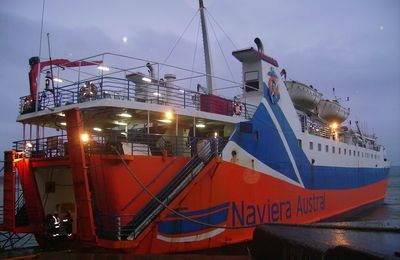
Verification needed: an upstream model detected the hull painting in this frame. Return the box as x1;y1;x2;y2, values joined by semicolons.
130;161;388;254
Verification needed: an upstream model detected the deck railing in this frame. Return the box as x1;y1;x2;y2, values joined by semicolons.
19;52;257;119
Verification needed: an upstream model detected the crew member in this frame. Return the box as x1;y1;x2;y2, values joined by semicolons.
63;211;74;239
45;71;53;92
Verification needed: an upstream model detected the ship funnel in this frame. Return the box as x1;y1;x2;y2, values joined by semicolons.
254;37;264;53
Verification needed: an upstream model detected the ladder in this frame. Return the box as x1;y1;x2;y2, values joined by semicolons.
123;137;223;240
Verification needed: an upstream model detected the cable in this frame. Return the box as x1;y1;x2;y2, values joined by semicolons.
112;146;258;230
162;10;200;65
189;16;201;89
206;9;238;50
206;14;236;82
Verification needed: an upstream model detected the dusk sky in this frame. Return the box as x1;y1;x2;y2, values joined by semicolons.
0;0;399;165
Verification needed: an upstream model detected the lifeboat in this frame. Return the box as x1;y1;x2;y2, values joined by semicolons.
317;99;350;123
286;80;322;111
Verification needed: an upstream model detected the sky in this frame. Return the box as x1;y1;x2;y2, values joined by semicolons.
0;0;399;165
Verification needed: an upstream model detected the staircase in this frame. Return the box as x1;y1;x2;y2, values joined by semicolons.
123;137;225;240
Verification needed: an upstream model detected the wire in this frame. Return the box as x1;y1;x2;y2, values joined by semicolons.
189;16;201;89
162;9;200;65
206;14;236;82
206;9;238;50
112;146;258;230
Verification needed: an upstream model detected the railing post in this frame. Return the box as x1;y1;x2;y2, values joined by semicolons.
127;80;130;100
117;216;121;241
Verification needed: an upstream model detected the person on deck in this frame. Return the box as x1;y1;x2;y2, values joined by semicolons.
63;211;74;240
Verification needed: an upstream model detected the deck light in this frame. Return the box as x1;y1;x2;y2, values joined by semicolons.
26;142;33;148
214;132;218;138
158;119;172;123
196;123;206;128
153;92;161;96
60;122;67;126
330;122;338;130
142;77;152;83
81;133;90;143
165;111;173;120
114;121;128;126
58;112;65;117
97;65;110;71
93;127;102;132
118;113;132;118
53;78;63;83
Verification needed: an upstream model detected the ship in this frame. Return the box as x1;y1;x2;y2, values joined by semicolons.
0;0;390;254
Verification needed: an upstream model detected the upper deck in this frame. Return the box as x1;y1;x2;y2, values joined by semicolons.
18;53;257;131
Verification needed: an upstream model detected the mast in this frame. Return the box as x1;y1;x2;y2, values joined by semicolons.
199;0;215;94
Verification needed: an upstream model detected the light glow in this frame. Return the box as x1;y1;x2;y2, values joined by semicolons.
158;119;172;123
153;92;161;96
97;65;110;71
196;123;206;128
118;113;132;118
142;77;152;83
165;111;173;120
60;122;67;126
122;36;128;43
81;133;90;143
93;127;102;132
53;78;63;83
214;132;218;138
114;121;128;126
58;112;65;117
26;142;33;148
330;122;338;129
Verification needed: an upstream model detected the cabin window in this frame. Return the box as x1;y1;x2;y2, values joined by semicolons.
358;151;360;157
338;147;341;154
349;149;351;156
354;151;356;156
362;152;364;158
344;149;346;155
309;142;313;150
244;71;259;92
298;139;302;149
254;131;259;141
332;146;335;154
325;145;329;152
318;143;321;151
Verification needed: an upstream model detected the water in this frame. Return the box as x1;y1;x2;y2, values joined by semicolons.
344;166;400;222
0;167;399;250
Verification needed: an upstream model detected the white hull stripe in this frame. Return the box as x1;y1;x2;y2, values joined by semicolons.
157;227;225;243
261;98;304;187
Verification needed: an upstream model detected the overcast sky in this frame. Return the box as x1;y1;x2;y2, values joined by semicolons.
0;0;399;165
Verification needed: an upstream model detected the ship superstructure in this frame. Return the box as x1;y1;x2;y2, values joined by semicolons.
0;1;390;254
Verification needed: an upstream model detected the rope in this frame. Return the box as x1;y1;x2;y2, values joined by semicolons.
112;146;258;230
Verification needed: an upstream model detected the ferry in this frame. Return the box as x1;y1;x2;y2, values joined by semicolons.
0;0;390;253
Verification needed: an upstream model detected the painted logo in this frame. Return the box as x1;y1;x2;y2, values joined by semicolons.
157;202;229;243
267;67;280;104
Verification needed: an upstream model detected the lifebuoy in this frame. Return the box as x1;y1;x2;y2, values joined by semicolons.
233;99;243;116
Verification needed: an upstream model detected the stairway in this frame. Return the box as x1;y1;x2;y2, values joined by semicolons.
123;137;223;240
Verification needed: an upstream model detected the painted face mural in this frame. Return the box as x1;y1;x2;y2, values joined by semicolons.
267;67;280;104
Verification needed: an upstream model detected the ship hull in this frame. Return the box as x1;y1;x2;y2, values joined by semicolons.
81;156;388;253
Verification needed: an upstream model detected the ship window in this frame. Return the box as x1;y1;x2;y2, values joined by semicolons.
298;139;302;149
349;149;351;156
339;147;341;154
309;142;313;150
318;143;321;151
325;145;329;152
362;152;364;158
344;149;346;155
244;71;259;92
332;146;335;154
358;151;360;157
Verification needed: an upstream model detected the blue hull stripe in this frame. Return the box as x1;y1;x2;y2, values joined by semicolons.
167;202;230;219
229;82;389;190
159;208;228;235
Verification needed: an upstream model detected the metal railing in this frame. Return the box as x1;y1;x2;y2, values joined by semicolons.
19;52;257;119
13;135;68;158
